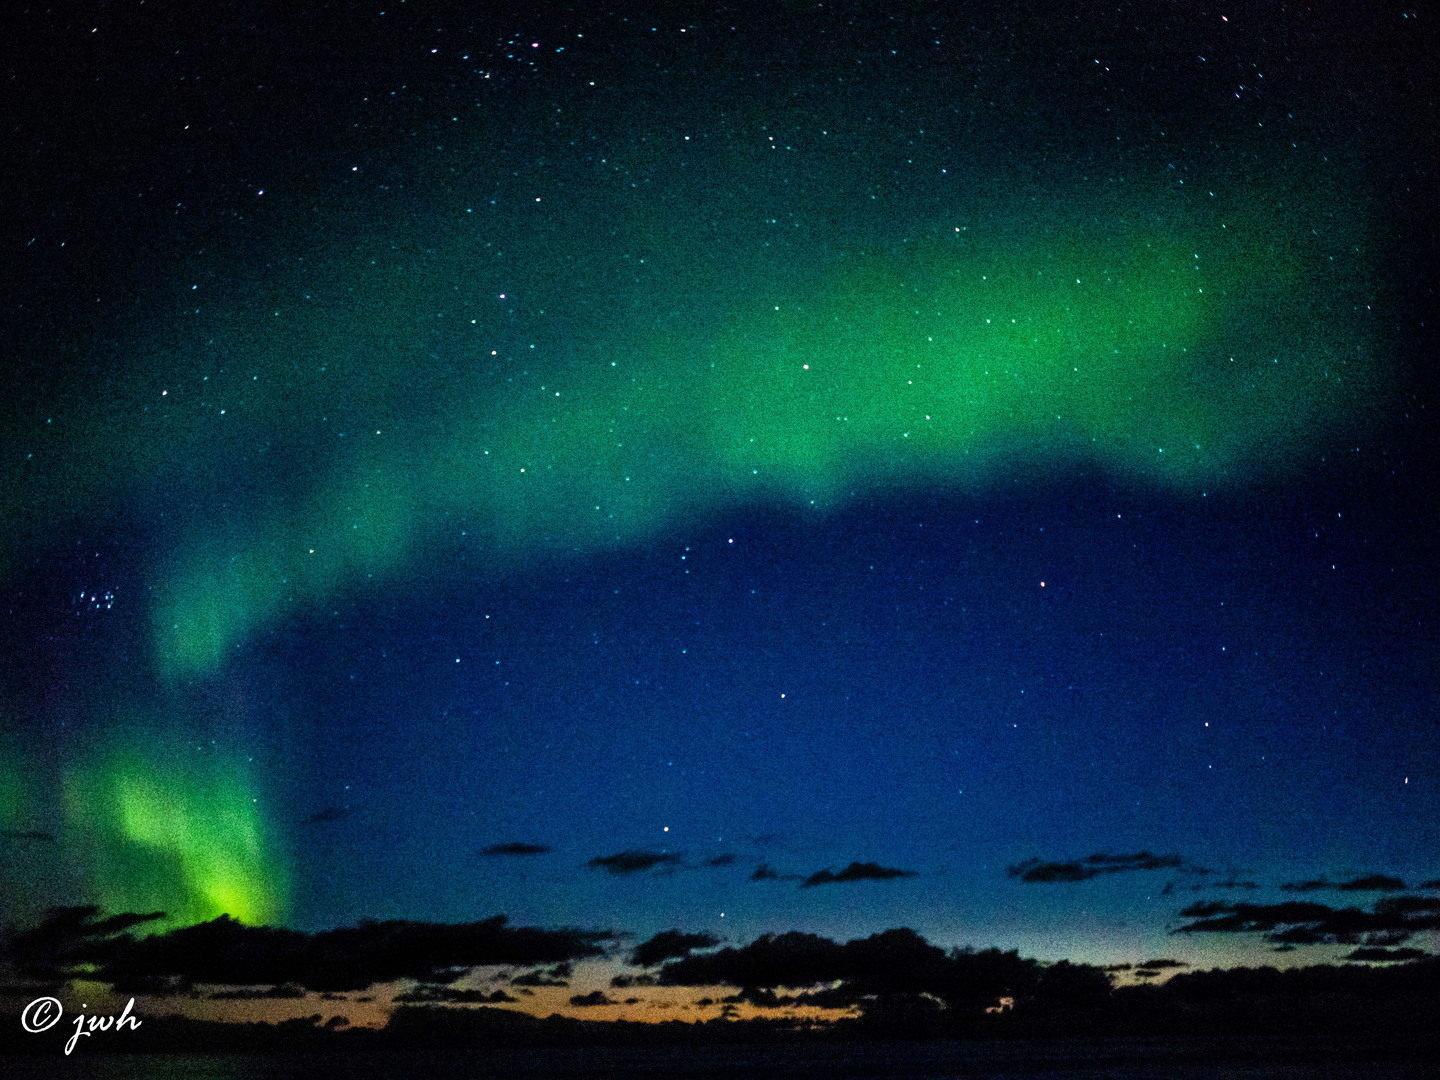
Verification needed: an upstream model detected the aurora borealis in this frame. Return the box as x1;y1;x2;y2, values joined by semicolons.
1;0;1436;1027
144;193;1380;680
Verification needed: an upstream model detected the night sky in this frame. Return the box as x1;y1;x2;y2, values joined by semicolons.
2;0;1436;1022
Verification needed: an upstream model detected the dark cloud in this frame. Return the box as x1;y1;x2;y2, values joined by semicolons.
650;927;1107;1016
209;984;307;999
481;842;551;857
705;854;737;867
393;986;516;1003
1417;879;1440;890
301;807;351;826
1009;852;1184;883
722;987;796;1008
609;972;657;988
1344;947;1432;963
1174;895;1440;946
630;930;721;968
656;929;923;991
801;861;917;888
1282;875;1407;893
587;850;683;876
5;906;166;980
569;990;616;1008
750;863;798;882
511;962;571;987
1134;958;1187;970
5;908;613;992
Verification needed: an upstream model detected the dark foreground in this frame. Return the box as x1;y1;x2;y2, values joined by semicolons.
1;1037;1436;1080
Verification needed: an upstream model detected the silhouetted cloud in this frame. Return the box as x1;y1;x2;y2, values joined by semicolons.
481;842;551;857
393;986;517;1003
301;807;351;826
587;850;683;876
1282;875;1407;893
630;930;721;968
1336;875;1407;892
1418;879;1440;890
609;973;657;988
1174;895;1440;946
749;862;801;883
656;928;933;994
209;984;306;999
651;928;1110;1016
722;987;797;1008
569;990;616;1007
1135;958;1187;970
5;906;166;980
1344;947;1431;963
511;961;571;987
705;854;737;867
5;908;614;992
801;861;917;887
1009;852;1184;883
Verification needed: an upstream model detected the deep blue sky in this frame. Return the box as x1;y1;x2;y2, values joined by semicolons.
1;0;1435;1005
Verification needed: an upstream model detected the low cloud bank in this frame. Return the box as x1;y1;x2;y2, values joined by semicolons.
652;927;1110;1012
801;862;918;888
3;906;613;992
1175;895;1440;946
1009;852;1187;883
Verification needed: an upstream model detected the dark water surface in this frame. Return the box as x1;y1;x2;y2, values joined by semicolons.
2;1039;1431;1079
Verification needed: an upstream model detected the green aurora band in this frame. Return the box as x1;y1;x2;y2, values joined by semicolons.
1;175;1387;929
148;205;1382;679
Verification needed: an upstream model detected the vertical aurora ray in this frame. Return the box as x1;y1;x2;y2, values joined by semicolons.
61;749;285;928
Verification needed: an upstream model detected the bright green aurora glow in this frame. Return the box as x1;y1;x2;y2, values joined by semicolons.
149;207;1381;678
62;753;284;927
